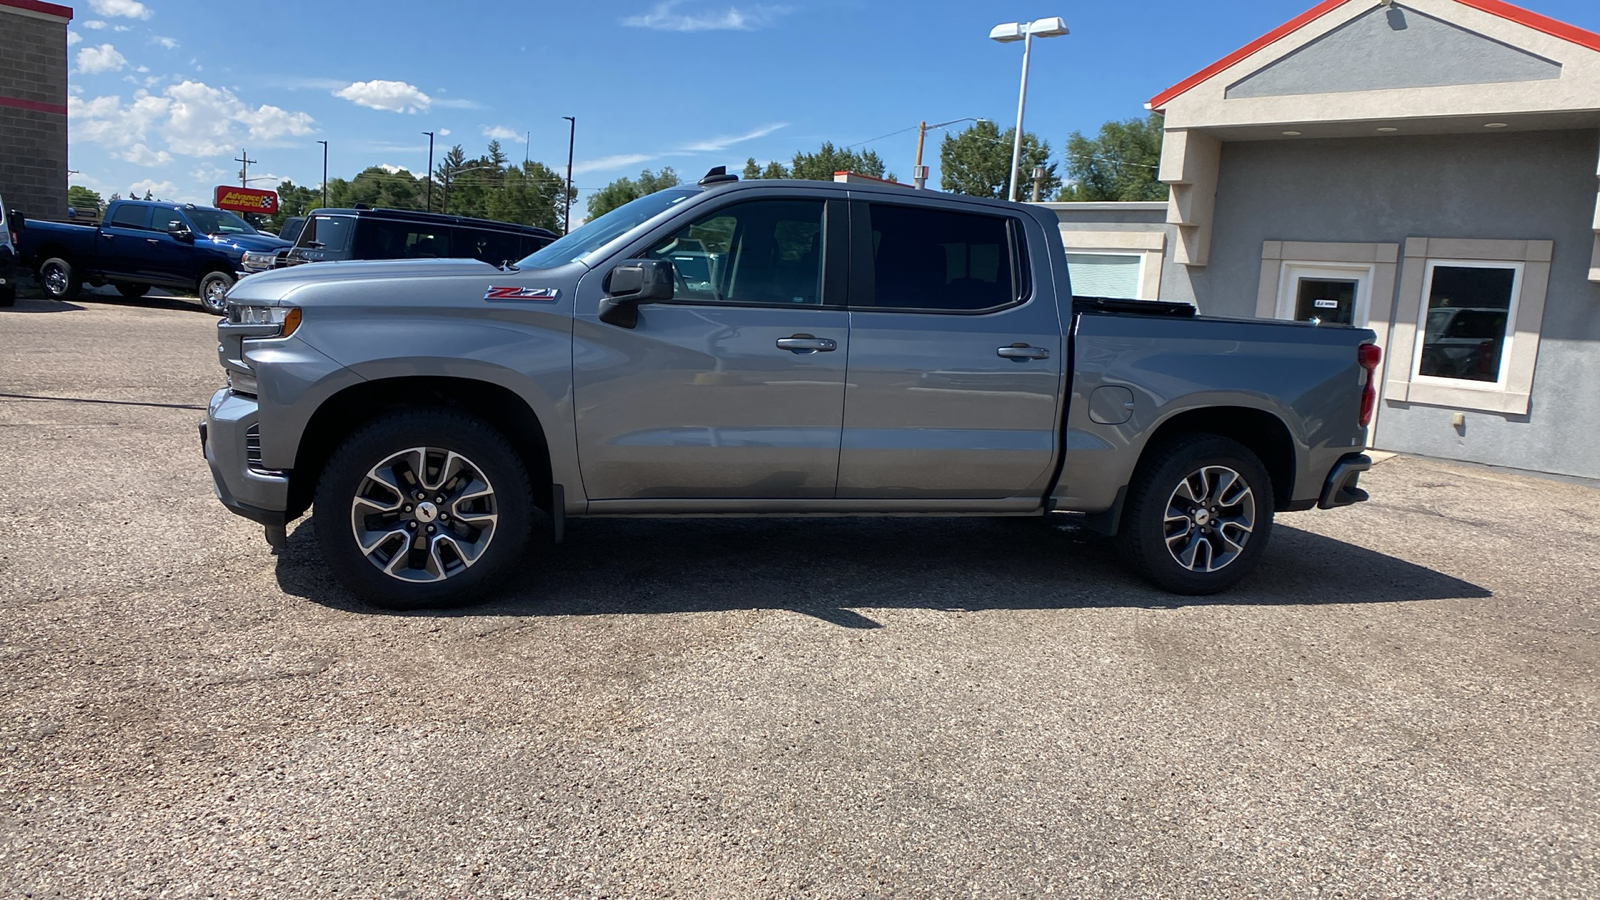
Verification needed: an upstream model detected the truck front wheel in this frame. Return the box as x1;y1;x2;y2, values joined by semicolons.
313;410;536;610
1119;435;1274;595
39;257;81;301
197;271;233;314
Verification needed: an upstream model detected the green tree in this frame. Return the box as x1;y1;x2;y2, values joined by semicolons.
939;121;1058;199
742;157;792;180
265;180;323;231
1057;114;1167;202
742;157;761;180
586;167;680;220
67;185;104;212
789;141;890;181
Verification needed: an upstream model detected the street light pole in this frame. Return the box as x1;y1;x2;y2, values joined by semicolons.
990;17;1068;202
422;131;435;212
562;116;575;234
319;141;329;208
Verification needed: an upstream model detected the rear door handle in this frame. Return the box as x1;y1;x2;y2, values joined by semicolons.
997;344;1049;360
777;334;837;353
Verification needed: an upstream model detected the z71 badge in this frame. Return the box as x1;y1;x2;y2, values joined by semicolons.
485;286;559;301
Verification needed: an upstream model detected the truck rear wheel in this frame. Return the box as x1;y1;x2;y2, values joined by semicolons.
39;257;81;301
1118;435;1274;595
313;410;535;610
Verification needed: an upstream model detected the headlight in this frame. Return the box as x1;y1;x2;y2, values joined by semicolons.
240;250;278;272
225;303;302;338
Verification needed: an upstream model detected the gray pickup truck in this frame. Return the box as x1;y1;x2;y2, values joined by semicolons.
201;171;1380;609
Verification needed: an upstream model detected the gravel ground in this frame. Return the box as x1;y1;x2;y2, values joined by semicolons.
1;295;1596;899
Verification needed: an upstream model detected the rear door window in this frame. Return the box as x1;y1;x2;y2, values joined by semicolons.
860;203;1023;312
108;205;150;229
353;220;454;260
454;227;523;265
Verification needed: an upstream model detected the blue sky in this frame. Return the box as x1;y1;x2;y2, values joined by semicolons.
65;0;1600;215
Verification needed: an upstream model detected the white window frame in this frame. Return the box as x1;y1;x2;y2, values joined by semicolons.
1274;261;1376;327
1384;238;1553;416
1064;250;1146;301
1057;228;1165;300
1408;259;1524;392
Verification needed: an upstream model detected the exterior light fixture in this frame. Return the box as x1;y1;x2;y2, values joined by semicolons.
990;16;1069;202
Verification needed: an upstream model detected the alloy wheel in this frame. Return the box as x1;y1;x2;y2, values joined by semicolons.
1162;465;1256;573
348;446;499;583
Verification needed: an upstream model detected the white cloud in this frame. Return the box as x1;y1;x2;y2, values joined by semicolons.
76;44;127;74
154;36;178;49
82;19;107;29
333;79;430;113
437;128;451;137
679;122;786;152
571;153;659;175
377;164;412;175
114;25;131;32
482;125;520;141
67;31;82;45
70;80;316;161
121;143;172;166
128;178;178;199
89;0;152;19
621;1;790;31
434;97;483;110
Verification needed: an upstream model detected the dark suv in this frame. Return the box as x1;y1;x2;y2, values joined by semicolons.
282;208;556;269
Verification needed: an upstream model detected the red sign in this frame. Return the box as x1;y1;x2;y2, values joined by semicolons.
213;186;279;215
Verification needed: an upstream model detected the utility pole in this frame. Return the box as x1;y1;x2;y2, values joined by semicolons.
316;140;328;209
234;149;257;187
422;131;435;212
525;131;530;168
1030;164;1046;203
913;121;928;190
562;116;575;235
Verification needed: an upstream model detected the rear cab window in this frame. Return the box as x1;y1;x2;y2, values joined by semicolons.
108;204;151;229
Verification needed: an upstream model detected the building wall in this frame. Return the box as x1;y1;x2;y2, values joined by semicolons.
1169;128;1600;478
0;6;70;220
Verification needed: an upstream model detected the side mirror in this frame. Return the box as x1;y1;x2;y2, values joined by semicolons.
599;259;674;329
167;220;194;242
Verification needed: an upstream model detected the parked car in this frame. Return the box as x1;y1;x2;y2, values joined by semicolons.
202;171;1380;610
17;200;291;313
275;207;556;270
0;200;17;307
239;216;306;275
1417;306;1508;381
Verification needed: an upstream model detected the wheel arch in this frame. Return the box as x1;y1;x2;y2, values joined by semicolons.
1135;406;1297;512
288;376;555;520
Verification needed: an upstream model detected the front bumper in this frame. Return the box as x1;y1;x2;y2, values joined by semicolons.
1318;453;1372;509
202;386;290;527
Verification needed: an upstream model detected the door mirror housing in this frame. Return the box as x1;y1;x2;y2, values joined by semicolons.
167;220;194;242
600;259;675;328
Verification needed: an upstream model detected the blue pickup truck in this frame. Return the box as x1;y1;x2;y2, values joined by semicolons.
18;199;291;313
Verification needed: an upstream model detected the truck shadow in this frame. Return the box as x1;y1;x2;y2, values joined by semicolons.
0;297;85;313
276;516;1491;627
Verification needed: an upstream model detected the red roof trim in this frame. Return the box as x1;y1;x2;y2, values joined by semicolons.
0;0;74;21
1148;0;1348;111
0;94;68;116
1149;0;1600;111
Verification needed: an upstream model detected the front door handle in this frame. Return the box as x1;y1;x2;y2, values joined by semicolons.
997;343;1049;360
777;334;837;353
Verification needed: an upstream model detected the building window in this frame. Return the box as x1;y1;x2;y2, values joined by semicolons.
1065;252;1143;299
1412;261;1521;386
1384;238;1553;416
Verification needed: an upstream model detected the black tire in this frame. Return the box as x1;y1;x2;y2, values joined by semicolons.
116;283;151;300
314;410;536;610
38;257;81;301
197;271;233;314
1118;435;1274;595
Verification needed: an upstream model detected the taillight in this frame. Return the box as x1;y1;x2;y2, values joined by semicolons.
1357;342;1382;428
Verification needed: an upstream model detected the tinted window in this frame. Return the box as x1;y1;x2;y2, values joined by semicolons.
152;209;186;233
297;215;355;254
866;204;1018;311
109;205;150;229
352;220;454;260
186;208;257;236
454;228;524;265
645;199;825;305
1416;264;1517;383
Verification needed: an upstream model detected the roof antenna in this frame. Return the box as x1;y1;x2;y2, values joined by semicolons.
699;166;739;186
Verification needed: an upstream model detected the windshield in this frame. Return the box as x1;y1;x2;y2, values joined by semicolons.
517;188;698;269
186;208;259;236
296;214;356;253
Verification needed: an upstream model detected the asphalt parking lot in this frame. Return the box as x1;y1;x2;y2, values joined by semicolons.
2;293;1597;899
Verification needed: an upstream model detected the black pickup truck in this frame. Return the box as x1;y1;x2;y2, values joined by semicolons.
18;199;290;313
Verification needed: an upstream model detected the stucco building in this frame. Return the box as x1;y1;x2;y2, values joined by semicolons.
0;0;71;219
1051;0;1600;480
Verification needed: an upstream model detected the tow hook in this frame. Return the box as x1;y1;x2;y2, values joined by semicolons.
263;523;288;552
